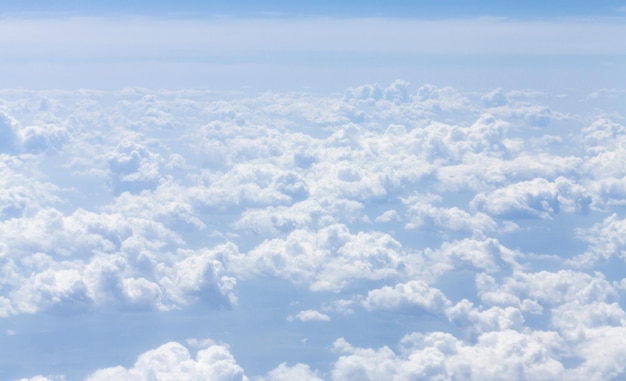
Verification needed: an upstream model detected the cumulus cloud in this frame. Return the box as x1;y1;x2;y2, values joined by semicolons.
18;123;69;153
470;177;591;219
108;140;164;194
331;331;567;381
85;341;248;381
0;203;239;314
581;118;626;151
446;299;525;337
0;158;61;219
482;88;509;107
573;214;626;265
287;309;331;322
478;270;618;307
403;193;498;233
0;112;19;154
3;82;626;381
362;280;451;314
232;224;407;291
259;363;324;381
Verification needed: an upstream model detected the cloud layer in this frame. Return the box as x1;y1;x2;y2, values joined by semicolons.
2;81;626;380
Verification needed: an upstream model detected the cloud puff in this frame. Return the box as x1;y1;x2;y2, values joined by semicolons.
344;80;412;105
470;177;591;219
581;118;626;151
482;88;509;107
0;157;61;219
0;111;19;154
0;203;238;314
18;123;69;154
446;299;525;336
260;363;324;381
403;193;498;233
574;214;626;265
478;270;618;307
331;331;566;381
287;309;331;322
0;110;70;155
189;164;307;210
85;341;248;381
232;223;407;291
362;280;451;314
108;140;164;194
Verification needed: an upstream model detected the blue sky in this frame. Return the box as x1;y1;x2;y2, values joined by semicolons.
1;2;626;381
1;1;625;91
2;0;625;18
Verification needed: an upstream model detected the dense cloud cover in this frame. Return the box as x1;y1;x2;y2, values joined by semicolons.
1;82;626;380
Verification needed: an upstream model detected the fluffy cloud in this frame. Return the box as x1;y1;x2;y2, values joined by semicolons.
18;123;69;153
482;88;509;107
3;82;626;381
470;177;591;219
403;193;498;233
232;224;407;291
0;111;18;154
446;299;525;336
85;341;247;381
581;118;626;152
108;140;164;194
287;309;331;322
362;280;451;314
0;203;238;314
574;214;626;265
0;157;61;219
259;363;324;381
476;270;618;307
331;331;567;381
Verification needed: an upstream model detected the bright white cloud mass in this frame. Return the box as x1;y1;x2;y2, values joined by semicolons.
1;5;626;380
2;78;625;380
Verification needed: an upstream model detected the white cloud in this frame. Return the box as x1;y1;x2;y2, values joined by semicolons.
362;280;451;314
331;331;567;381
581;118;626;150
0;112;19;154
259;363;324;381
0;157;61;219
482;270;618;306
446;299;525;336
3;82;626;381
552;300;626;341
470;177;591;219
189;164;308;209
18;123;69;153
85;341;248;381
108;140;164;194
0;205;239;313
232;224;407;291
288;309;331;322
374;209;401;223
482;88;509;107
403;193;498;233
574;214;626;265
565;326;626;380
435;236;521;274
